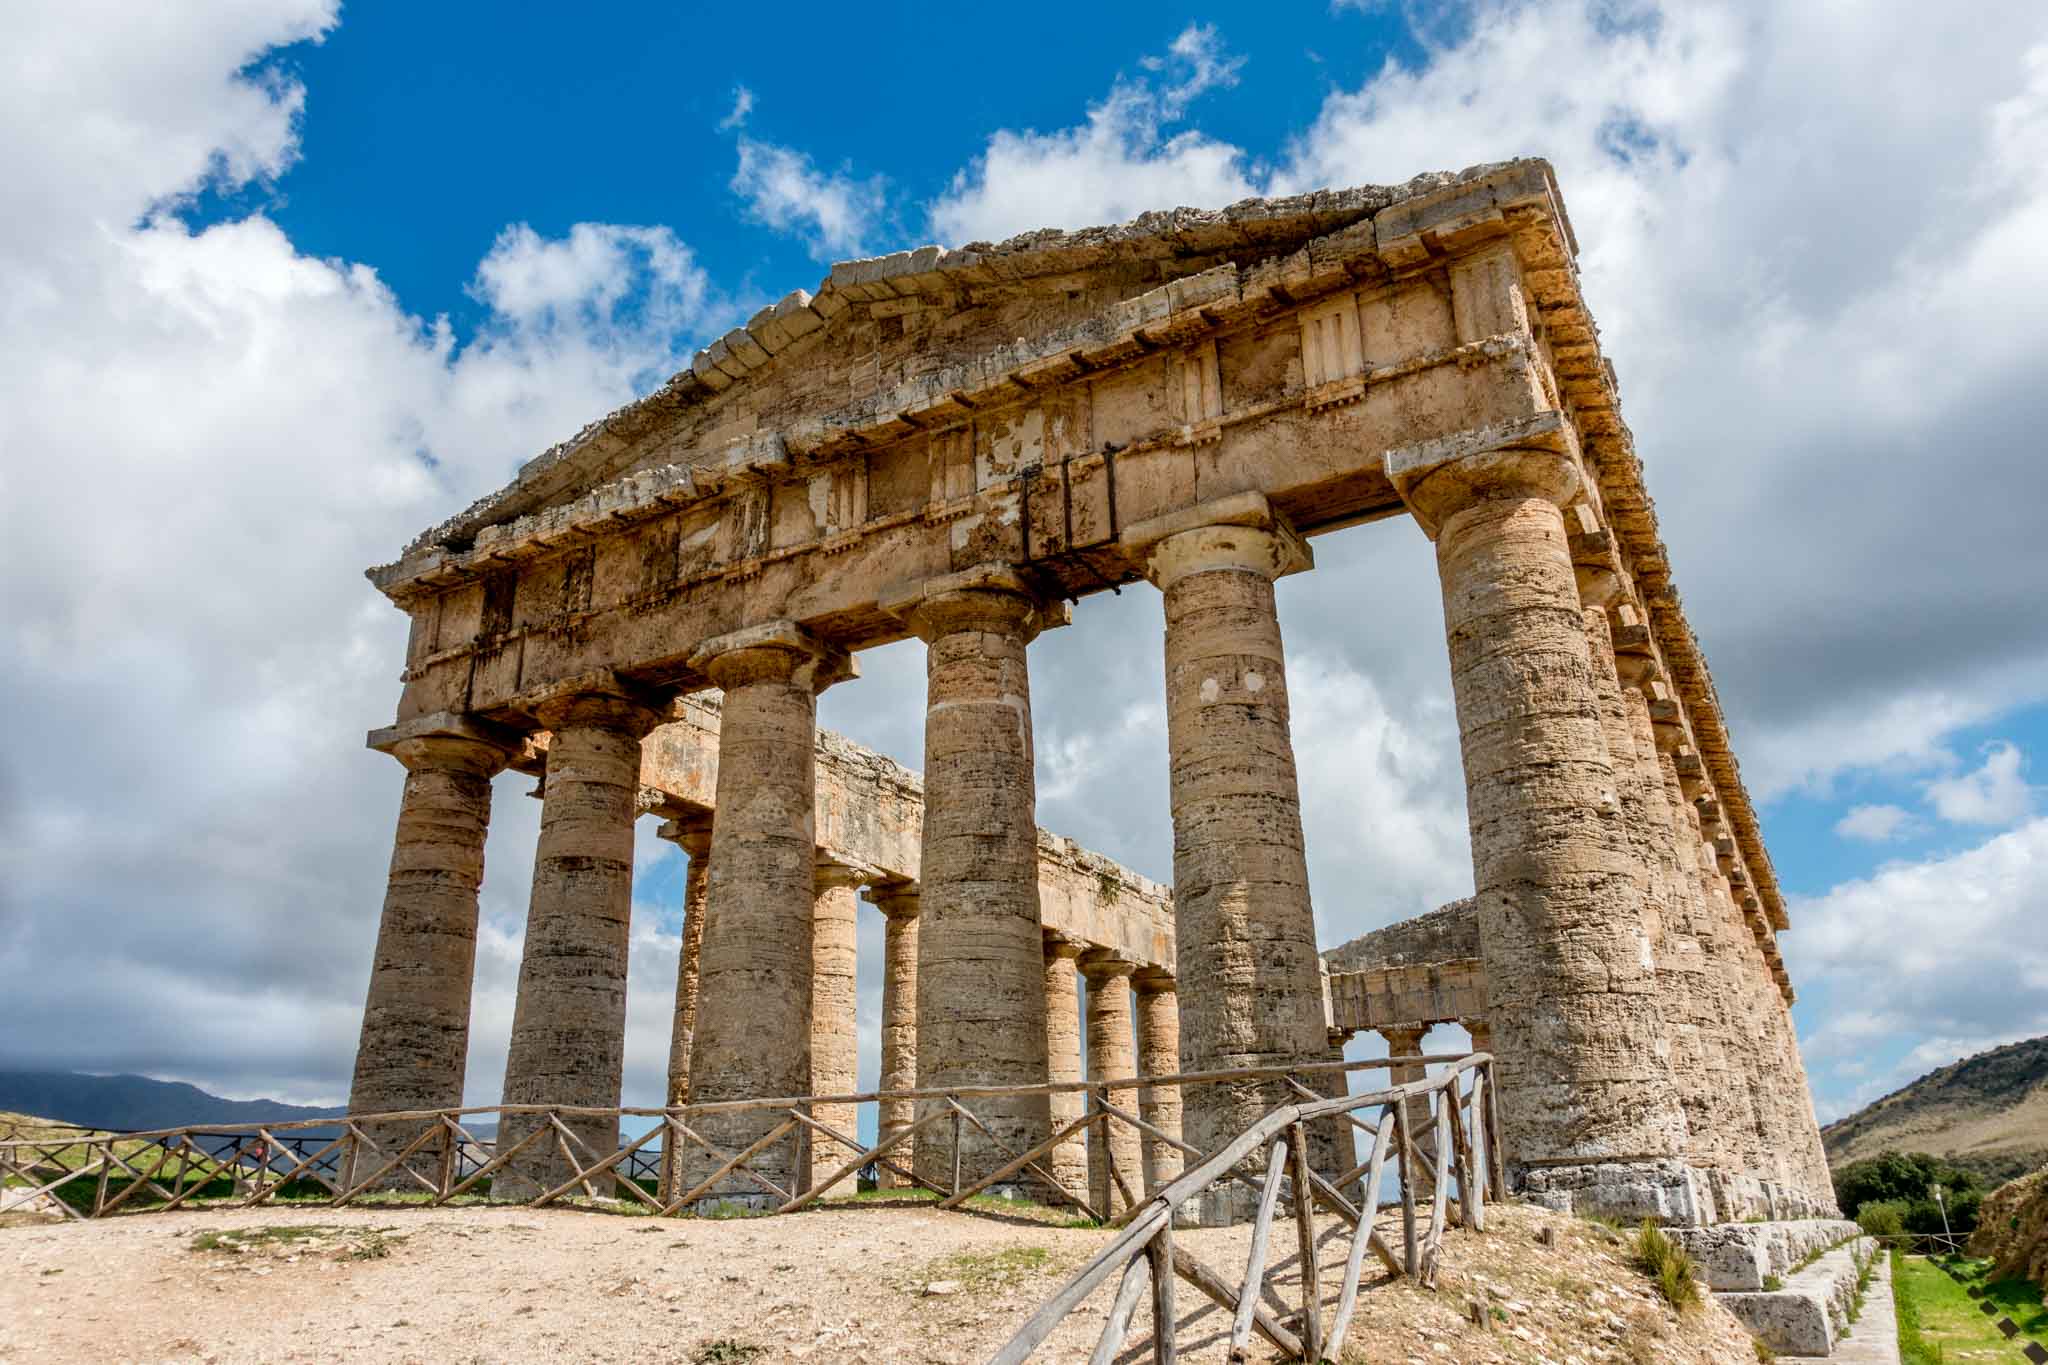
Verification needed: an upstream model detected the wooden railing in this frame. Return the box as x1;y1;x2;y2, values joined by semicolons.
990;1053;1501;1364
0;1053;1495;1270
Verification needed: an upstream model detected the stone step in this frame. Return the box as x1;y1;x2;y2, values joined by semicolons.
1717;1235;1879;1358
1674;1218;1862;1290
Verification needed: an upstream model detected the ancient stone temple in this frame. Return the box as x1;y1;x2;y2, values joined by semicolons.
347;158;1837;1224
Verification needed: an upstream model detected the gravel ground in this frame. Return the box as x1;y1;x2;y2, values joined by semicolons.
0;1196;1763;1363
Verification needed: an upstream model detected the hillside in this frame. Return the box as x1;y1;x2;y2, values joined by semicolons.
1823;1036;2048;1184
0;1071;342;1134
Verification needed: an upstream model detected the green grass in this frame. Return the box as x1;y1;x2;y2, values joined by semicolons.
1892;1250;2048;1361
690;1340;764;1363
1631;1220;1702;1314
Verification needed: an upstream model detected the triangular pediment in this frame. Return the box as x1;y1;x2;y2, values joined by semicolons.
392;161;1554;563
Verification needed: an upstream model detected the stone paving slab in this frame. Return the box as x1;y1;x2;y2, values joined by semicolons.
1783;1247;1899;1363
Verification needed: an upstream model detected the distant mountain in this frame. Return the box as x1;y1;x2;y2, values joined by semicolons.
0;1071;343;1134
1823;1036;2048;1185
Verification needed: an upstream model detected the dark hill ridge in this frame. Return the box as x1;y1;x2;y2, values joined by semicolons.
1823;1035;2048;1185
0;1070;343;1134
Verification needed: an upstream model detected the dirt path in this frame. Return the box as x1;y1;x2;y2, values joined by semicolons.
1;1199;1762;1363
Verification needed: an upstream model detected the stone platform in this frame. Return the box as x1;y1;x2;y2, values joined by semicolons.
1673;1218;1860;1291
1717;1233;1879;1357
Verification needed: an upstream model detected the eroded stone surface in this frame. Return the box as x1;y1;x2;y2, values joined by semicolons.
496;689;660;1200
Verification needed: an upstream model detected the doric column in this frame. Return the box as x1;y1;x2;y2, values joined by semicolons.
683;623;854;1206
1380;1025;1437;1191
1082;953;1144;1218
1121;492;1333;1212
869;884;921;1188
348;717;514;1185
808;858;866;1192
496;681;663;1200
1133;972;1183;1193
1042;933;1090;1204
881;564;1063;1193
661;819;712;1108
1388;441;1701;1222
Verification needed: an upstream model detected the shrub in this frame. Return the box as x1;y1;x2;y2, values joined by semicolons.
1859;1200;1910;1238
1633;1220;1702;1313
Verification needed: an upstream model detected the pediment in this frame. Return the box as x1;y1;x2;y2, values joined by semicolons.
386;159;1563;567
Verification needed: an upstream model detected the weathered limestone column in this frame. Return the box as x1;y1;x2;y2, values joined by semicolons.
1082;954;1144;1218
348;717;514;1185
496;682;662;1200
661;820;712;1108
870;884;921;1189
1387;441;1702;1222
683;623;853;1206
1133;972;1183;1194
808;859;866;1191
1380;1025;1437;1192
1042;933;1090;1205
881;564;1062;1193
1121;492;1333;1214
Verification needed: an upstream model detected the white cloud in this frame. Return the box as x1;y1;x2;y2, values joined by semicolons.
929;27;1259;244
717;84;754;132
730;136;887;261
0;3;723;1103
1787;817;2048;1098
1143;24;1247;117
1925;741;2035;827
1834;804;1916;843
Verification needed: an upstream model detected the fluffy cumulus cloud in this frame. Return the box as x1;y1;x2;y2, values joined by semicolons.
1787;811;2048;1115
729;134;888;262
929;24;1261;244
0;3;724;1101
1925;742;2035;828
1834;804;1915;844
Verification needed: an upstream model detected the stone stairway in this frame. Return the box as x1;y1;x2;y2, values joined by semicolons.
1673;1220;1883;1357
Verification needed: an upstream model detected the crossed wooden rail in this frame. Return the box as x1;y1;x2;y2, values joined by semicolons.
990;1053;1502;1364
0;1054;1493;1261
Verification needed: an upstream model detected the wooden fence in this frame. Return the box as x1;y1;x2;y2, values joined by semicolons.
991;1053;1499;1363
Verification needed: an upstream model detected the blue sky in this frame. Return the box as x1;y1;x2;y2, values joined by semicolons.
3;0;2045;1134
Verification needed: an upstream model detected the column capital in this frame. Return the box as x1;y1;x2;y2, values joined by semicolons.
368;711;521;776
1078;949;1138;983
688;621;856;695
878;562;1070;643
864;882;922;920
1384;435;1583;539
813;856;877;894
1131;968;1177;996
528;671;666;736
1120;491;1312;590
657;817;713;859
1042;930;1087;961
1378;1023;1430;1054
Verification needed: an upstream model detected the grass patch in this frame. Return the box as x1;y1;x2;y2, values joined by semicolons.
190;1224;351;1252
691;1341;765;1364
1631;1220;1701;1313
1892;1250;2047;1360
916;1244;1061;1293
